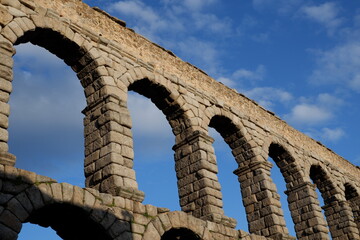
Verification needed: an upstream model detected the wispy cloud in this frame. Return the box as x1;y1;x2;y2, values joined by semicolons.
217;77;237;88
217;64;266;88
178;38;220;74
110;1;159;23
321;127;345;141
304;127;345;143
285;103;332;126
309;42;360;92
107;0;233;74
10;43;85;184
127;92;174;162
12;44;85;131
182;0;218;12
216;65;266;90
284;93;343;127
128;92;172;136
299;2;344;35
244;87;293;109
217;67;294;112
107;0;176;42
233;65;266;82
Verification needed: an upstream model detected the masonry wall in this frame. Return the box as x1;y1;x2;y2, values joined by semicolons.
0;0;359;239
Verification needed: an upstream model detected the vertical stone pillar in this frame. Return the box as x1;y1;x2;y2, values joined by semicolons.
285;182;329;239
348;196;360;231
82;91;144;202
173;130;236;227
0;36;16;166
234;160;291;239
323;200;360;239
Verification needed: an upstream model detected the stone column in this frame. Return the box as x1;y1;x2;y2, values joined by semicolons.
348;195;360;231
234;160;291;239
323;200;360;239
82;89;144;202
285;182;329;239
0;36;16;166
173;130;236;228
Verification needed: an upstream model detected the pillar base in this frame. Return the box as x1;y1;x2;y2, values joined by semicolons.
271;233;296;240
0;152;15;166
201;213;237;228
113;186;145;202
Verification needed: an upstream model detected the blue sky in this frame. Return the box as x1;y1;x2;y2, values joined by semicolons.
9;0;360;239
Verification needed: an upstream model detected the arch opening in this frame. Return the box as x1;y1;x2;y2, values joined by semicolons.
267;143;298;237
161;228;202;240
10;40;85;185
7;26;95;184
309;165;335;205
344;183;360;231
207;117;247;229
208;116;239;143
127;78;184;210
15;28;88;73
345;183;359;201
128;79;184;123
21;203;112;240
309;165;333;239
19;223;61;240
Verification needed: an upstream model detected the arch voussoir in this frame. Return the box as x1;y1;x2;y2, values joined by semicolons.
142;212;213;240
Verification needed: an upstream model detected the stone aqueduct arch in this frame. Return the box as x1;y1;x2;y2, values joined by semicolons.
0;0;359;239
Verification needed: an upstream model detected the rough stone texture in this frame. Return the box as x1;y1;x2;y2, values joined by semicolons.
0;0;359;239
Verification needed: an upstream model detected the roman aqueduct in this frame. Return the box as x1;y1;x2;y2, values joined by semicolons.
0;0;359;239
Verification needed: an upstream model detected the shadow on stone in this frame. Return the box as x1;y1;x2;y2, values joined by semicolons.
0;166;134;240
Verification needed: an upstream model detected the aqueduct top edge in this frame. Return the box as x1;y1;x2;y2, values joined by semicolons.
1;0;360;239
26;0;360;175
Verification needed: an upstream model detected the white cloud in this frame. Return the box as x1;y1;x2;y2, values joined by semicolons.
10;43;86;182
108;0;231;39
244;87;293;109
110;1;159;23
284;91;344;125
107;0;232;74
178;38;220;74
127;92;172;136
321;127;345;142
316;93;344;107
183;0;217;12
12;44;85;130
107;0;173;42
304;127;345;143
127;92;174;162
284;103;332;126
309;42;360;91
192;12;232;35
215;65;267;94
300;2;343;35
15;44;66;70
233;65;266;81
217;77;236;88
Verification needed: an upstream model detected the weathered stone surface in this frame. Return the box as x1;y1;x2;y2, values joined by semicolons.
6;6;26;17
1;0;21;9
0;7;13;26
0;1;359;240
